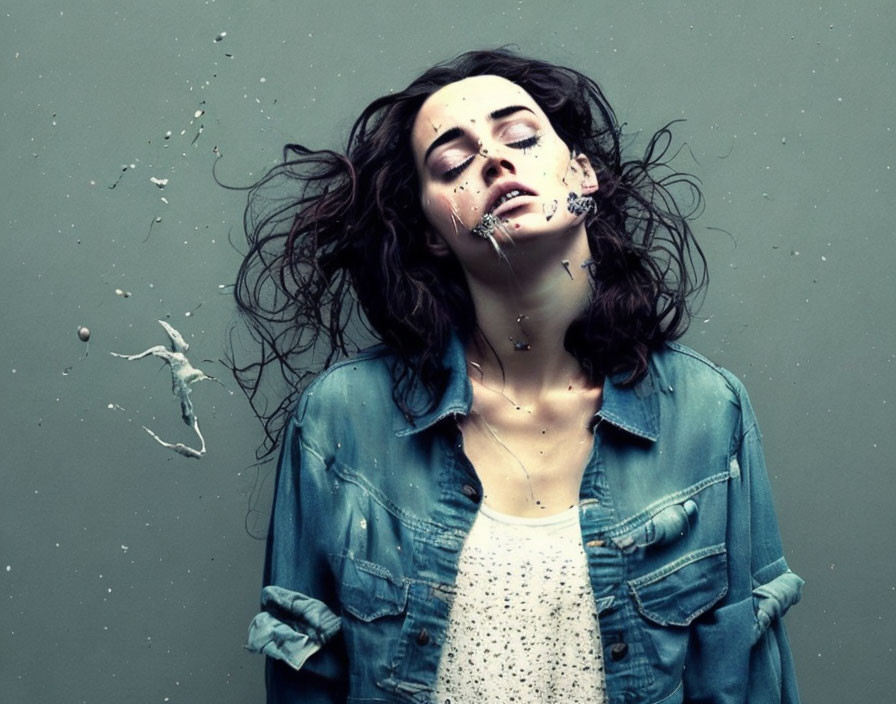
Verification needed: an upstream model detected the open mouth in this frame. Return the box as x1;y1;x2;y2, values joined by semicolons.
488;188;536;215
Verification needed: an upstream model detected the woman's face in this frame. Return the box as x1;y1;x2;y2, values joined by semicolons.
411;75;597;265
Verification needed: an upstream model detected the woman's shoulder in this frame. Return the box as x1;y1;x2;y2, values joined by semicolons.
650;341;750;406
647;342;761;441
289;344;400;426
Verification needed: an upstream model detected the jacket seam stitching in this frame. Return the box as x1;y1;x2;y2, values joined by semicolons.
603;471;730;537
328;461;451;535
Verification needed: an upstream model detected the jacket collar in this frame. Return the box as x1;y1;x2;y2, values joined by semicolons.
595;368;660;442
393;333;659;443
393;333;472;437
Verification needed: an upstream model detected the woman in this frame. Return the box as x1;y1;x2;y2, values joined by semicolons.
237;48;803;703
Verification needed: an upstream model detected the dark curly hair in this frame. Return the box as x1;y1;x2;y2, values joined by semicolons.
226;47;707;460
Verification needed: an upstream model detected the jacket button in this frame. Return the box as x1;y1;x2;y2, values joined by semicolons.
461;484;480;503
610;642;629;661
416;628;430;646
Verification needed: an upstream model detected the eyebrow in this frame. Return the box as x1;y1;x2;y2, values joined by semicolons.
489;104;533;121
423;105;536;164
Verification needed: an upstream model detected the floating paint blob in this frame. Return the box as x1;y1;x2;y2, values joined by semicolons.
110;320;231;459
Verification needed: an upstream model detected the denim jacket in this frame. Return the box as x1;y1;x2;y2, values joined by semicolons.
247;335;803;703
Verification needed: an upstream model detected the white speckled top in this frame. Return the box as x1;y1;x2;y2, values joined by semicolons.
433;502;606;704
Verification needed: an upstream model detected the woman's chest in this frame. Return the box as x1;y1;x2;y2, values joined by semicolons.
459;398;599;516
459;385;600;516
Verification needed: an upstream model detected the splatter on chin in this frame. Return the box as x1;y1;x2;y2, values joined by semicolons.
471;212;501;240
470;212;507;259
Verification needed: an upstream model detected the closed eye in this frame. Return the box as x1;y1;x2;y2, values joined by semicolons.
442;156;475;181
507;135;540;150
440;135;542;181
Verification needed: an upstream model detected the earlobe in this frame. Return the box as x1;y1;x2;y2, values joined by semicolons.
580;175;599;196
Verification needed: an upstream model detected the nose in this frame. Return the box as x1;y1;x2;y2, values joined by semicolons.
479;143;516;187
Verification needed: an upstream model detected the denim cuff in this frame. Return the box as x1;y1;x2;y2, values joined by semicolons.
752;569;804;639
246;586;342;671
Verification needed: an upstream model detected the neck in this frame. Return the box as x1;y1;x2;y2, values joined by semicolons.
463;231;595;400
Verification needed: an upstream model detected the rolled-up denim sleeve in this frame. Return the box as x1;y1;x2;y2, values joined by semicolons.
684;382;804;703
246;402;348;703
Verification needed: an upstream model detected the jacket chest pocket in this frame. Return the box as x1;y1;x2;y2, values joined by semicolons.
341;558;409;620
628;544;728;627
339;557;410;679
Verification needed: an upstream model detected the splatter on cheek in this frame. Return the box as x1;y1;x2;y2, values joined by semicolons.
430;193;469;239
566;191;595;217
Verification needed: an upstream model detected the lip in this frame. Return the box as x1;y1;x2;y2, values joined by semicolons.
486;181;538;216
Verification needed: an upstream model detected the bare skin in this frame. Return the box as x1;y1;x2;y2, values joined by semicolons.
461;234;602;516
463;374;602;516
412;76;603;516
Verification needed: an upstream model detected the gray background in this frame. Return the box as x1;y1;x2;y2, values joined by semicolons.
2;0;894;701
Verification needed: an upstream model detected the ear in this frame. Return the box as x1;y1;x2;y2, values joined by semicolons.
572;151;599;196
424;228;452;257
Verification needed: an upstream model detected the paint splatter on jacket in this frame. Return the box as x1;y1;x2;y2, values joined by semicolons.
248;336;803;703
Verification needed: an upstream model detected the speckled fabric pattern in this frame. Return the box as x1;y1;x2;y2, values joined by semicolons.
434;503;606;704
